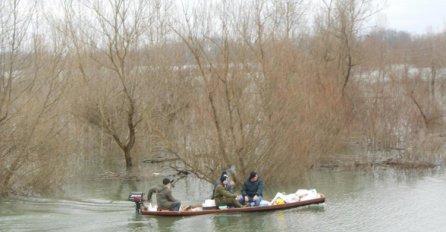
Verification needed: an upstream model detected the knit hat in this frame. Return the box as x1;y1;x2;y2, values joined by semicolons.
220;175;228;183
249;171;257;180
163;178;171;185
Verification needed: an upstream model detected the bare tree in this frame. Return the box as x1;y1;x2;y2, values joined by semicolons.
160;0;313;184
410;33;446;100
314;0;378;96
0;0;36;196
0;0;69;196
62;0;160;171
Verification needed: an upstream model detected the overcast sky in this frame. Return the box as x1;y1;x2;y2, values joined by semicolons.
37;0;446;35
381;0;446;34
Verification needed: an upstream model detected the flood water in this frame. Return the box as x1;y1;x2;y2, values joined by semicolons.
1;167;445;232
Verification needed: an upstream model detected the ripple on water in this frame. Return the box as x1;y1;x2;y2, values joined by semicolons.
1;169;446;232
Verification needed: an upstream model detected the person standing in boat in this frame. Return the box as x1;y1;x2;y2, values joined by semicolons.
240;171;264;206
147;178;181;211
214;175;243;208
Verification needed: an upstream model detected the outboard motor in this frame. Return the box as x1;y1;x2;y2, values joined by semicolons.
128;192;145;214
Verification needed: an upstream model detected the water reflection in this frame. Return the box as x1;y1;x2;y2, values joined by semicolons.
114;180;138;199
124;206;328;232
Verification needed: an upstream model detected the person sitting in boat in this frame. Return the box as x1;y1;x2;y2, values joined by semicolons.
211;171;234;199
147;178;181;211
214;175;243;208
223;165;237;189
239;171;263;206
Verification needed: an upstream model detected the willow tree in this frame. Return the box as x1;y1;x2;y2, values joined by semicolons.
62;0;162;170
304;0;380;154
313;0;378;96
0;0;69;196
0;0;36;196
160;0;309;185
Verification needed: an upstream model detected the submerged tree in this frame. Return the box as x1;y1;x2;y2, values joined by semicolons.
62;0;164;171
156;0;315;185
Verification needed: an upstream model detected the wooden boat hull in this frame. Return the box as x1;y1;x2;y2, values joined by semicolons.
140;194;325;217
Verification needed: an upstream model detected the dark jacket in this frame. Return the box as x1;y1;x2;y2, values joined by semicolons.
147;184;178;210
241;178;264;197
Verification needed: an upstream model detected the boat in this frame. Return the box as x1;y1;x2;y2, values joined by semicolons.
128;190;325;217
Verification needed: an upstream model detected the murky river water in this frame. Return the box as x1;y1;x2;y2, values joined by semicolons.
1;168;445;232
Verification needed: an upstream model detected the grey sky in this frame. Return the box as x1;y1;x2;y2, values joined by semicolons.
381;0;446;34
36;0;446;35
